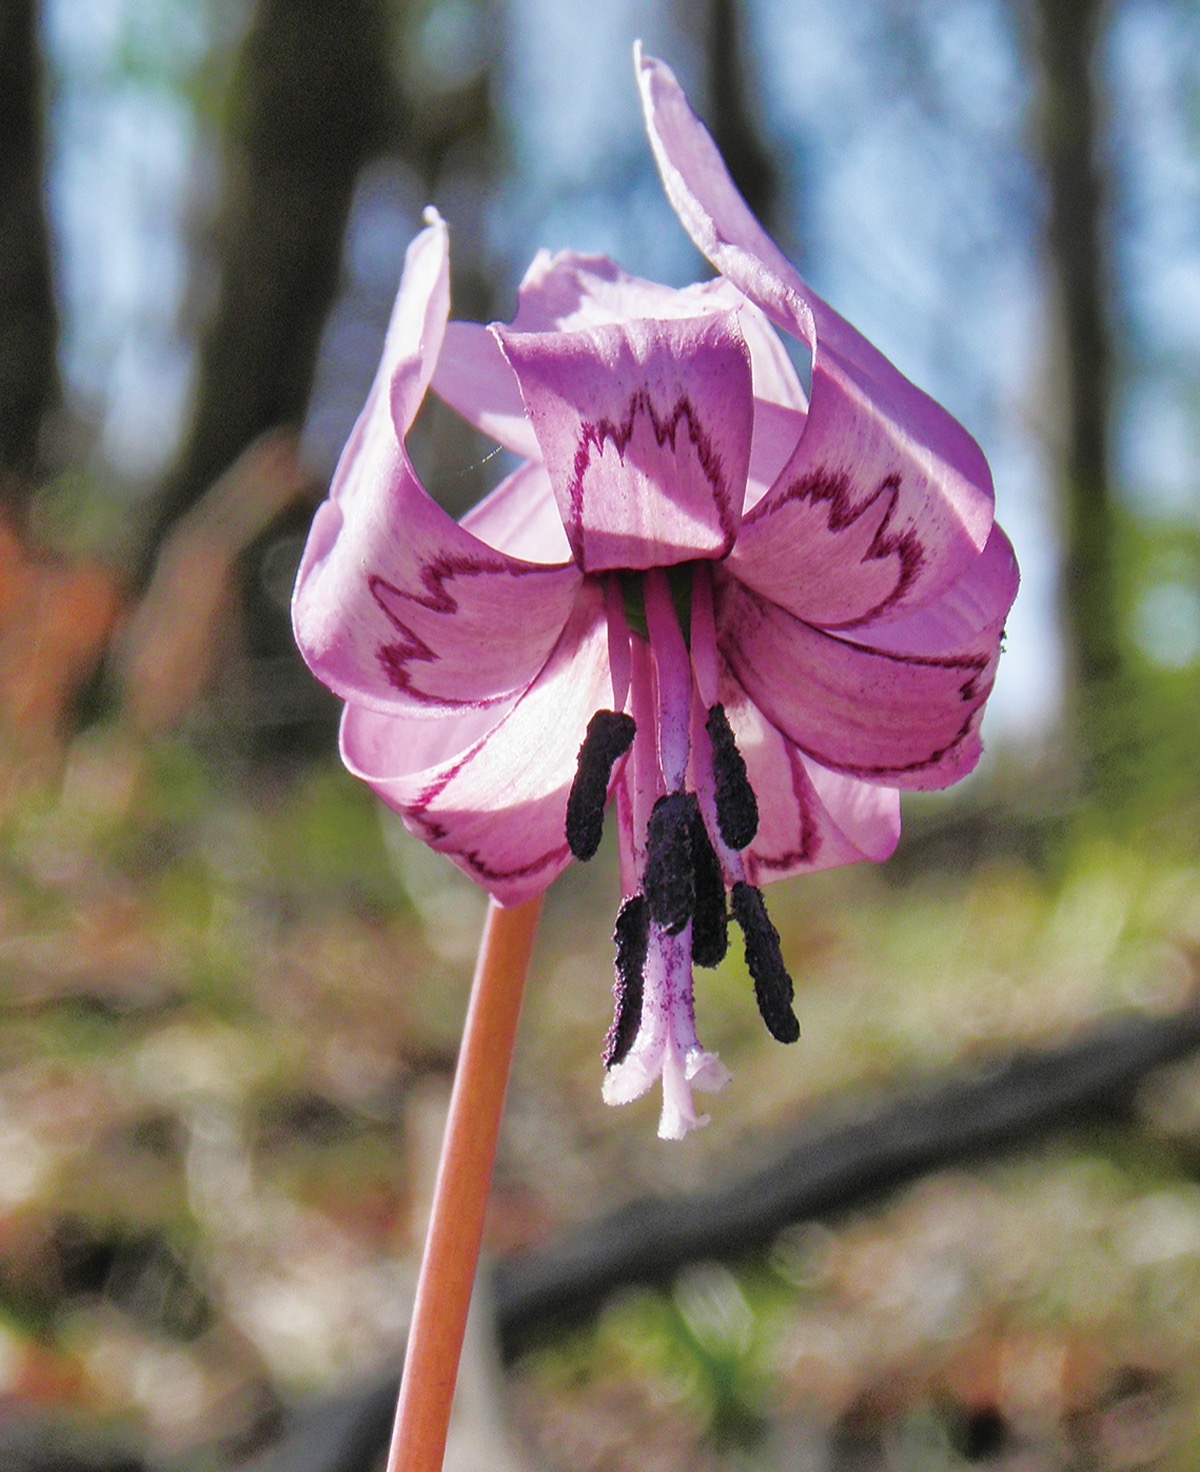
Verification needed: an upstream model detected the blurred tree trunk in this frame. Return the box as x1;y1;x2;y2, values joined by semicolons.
0;0;58;529
141;0;503;560
691;0;780;231
129;0;503;747
391;22;500;327
1024;0;1127;800
140;0;393;571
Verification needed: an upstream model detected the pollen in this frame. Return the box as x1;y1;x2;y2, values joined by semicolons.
566;710;637;861
604;894;650;1067
689;804;728;967
644;791;700;934
731;881;800;1044
706;703;759;851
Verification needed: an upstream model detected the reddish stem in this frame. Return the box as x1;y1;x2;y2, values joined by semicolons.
385;894;543;1472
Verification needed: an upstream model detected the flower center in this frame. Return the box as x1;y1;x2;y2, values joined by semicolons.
564;562;800;1137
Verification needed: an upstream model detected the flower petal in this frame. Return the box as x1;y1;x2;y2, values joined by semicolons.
509;246;805;443
495;311;753;572
718;577;1000;789
510;249;738;332
720;669;901;883
852;522;1019;656
431;320;542;460
637;47;995;626
501;249;805;515
340;583;614;906
738;306;808;414
459;459;571;563
293;215;580;716
745;398;807;513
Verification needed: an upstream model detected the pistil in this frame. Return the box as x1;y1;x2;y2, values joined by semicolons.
644;566;692;791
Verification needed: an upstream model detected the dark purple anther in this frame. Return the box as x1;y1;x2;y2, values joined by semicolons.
644;791;699;934
689;807;728;968
566;710;637;860
731;881;799;1043
706;704;758;851
604;894;650;1067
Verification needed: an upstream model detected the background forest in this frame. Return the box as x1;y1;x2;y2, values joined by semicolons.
2;0;1200;1468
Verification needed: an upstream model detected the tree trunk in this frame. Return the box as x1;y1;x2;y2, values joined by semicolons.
140;0;393;570
695;0;780;231
0;0;58;527
1025;0;1127;800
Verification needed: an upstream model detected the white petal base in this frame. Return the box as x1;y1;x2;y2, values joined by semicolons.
603;1034;730;1141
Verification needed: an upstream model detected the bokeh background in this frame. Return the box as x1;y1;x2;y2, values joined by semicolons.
2;0;1200;1468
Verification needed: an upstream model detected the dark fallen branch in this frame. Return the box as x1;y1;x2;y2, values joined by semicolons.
0;1414;143;1472
495;1004;1200;1352
225;1002;1200;1472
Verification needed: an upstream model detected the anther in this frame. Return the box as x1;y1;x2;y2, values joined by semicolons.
730;881;799;1044
566;710;637;860
604;894;649;1067
706;704;758;851
644;791;699;934
689;808;728;968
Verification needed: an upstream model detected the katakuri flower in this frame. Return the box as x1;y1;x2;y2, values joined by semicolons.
292;47;1018;1139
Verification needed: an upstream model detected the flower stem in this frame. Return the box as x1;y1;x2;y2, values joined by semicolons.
385;894;543;1472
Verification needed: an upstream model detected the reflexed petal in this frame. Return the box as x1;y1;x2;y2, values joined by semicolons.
720;670;901;883
459;459;571;563
510;250;739;332
745;398;806;512
496;311;753;572
637;47;995;624
503;249;804;516
293;217;580;715
431;321;542;460
853;522;1019;654
719;578;999;789
739;306;808;413
340;584;613;906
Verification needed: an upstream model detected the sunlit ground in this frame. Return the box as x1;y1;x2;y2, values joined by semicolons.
1;678;1198;1467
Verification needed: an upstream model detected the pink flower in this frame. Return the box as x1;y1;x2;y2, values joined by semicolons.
292;49;1018;1139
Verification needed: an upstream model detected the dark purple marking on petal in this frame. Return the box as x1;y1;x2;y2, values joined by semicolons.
748;745;820;879
568;389;737;565
396;732;572;888
820;651;995;780
411;805;571;888
743;469;924;628
368;557;549;706
797;661;994;781
722;583;995;781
